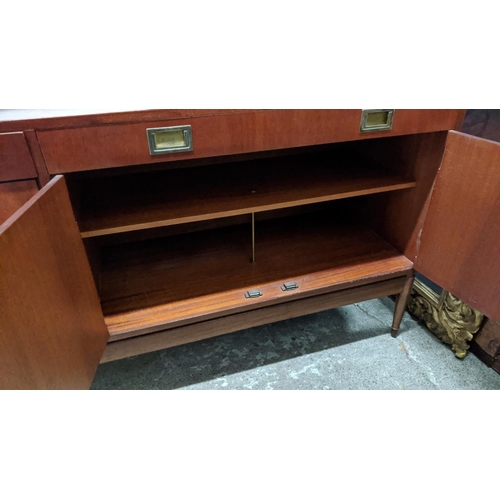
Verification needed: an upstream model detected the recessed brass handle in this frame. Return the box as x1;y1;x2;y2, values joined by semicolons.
360;110;395;132
147;125;193;155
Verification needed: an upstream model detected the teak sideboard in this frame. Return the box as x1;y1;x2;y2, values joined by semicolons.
1;109;499;390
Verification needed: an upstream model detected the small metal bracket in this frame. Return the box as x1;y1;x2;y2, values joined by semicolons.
245;289;262;299
281;281;299;291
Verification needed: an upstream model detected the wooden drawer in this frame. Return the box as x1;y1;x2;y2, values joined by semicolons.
37;109;461;174
0;132;38;181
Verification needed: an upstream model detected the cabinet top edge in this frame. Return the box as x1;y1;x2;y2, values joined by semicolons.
0;109;461;134
0;109;261;133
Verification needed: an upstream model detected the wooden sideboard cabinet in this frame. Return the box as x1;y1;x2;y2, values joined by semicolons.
1;109;499;390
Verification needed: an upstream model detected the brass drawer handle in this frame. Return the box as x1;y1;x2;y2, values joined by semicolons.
360;109;395;132
146;125;193;155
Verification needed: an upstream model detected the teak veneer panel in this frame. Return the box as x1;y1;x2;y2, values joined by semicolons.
24;130;51;186
0;177;109;389
78;152;416;238
102;277;409;363
0;180;38;225
101;214;413;338
356;131;448;260
0;132;38;182
37;110;460;174
0;109;251;133
415;131;500;323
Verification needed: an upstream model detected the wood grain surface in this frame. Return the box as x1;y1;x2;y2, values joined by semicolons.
101;212;413;338
102;277;408;362
391;275;415;337
37;110;460;173
0;109;251;133
0;132;38;182
0;176;108;389
78;150;416;238
355;131;448;260
415;131;500;322
0;180;38;225
0;109;473;378
24;130;51;186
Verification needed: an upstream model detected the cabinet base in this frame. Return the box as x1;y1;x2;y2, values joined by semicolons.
101;275;411;363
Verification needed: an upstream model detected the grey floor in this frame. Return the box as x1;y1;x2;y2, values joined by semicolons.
91;297;500;390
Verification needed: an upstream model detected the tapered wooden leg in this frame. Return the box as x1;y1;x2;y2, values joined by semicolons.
391;275;415;338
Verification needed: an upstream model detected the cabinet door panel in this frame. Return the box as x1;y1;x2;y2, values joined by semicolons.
415;131;500;322
0;180;38;225
0;176;108;389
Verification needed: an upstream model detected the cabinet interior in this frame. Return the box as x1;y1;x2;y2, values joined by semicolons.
66;132;447;338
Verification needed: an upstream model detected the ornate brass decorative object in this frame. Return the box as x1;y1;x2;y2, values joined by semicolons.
407;280;484;358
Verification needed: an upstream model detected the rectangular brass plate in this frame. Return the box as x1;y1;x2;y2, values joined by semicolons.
147;125;193;155
154;129;186;149
360;109;395;132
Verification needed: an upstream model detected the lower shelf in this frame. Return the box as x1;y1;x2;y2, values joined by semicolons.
101;212;413;339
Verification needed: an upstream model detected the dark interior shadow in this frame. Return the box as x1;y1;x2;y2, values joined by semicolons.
91;298;397;390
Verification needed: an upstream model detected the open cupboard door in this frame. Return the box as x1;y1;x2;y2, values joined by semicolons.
415;131;500;322
0;176;109;389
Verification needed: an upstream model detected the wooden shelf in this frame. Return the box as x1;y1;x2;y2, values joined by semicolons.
101;212;413;339
78;151;415;238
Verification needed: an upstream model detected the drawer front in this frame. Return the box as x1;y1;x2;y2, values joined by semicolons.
38;109;461;174
0;132;38;181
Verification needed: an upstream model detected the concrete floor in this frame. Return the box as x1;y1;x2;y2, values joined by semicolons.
91;297;500;390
